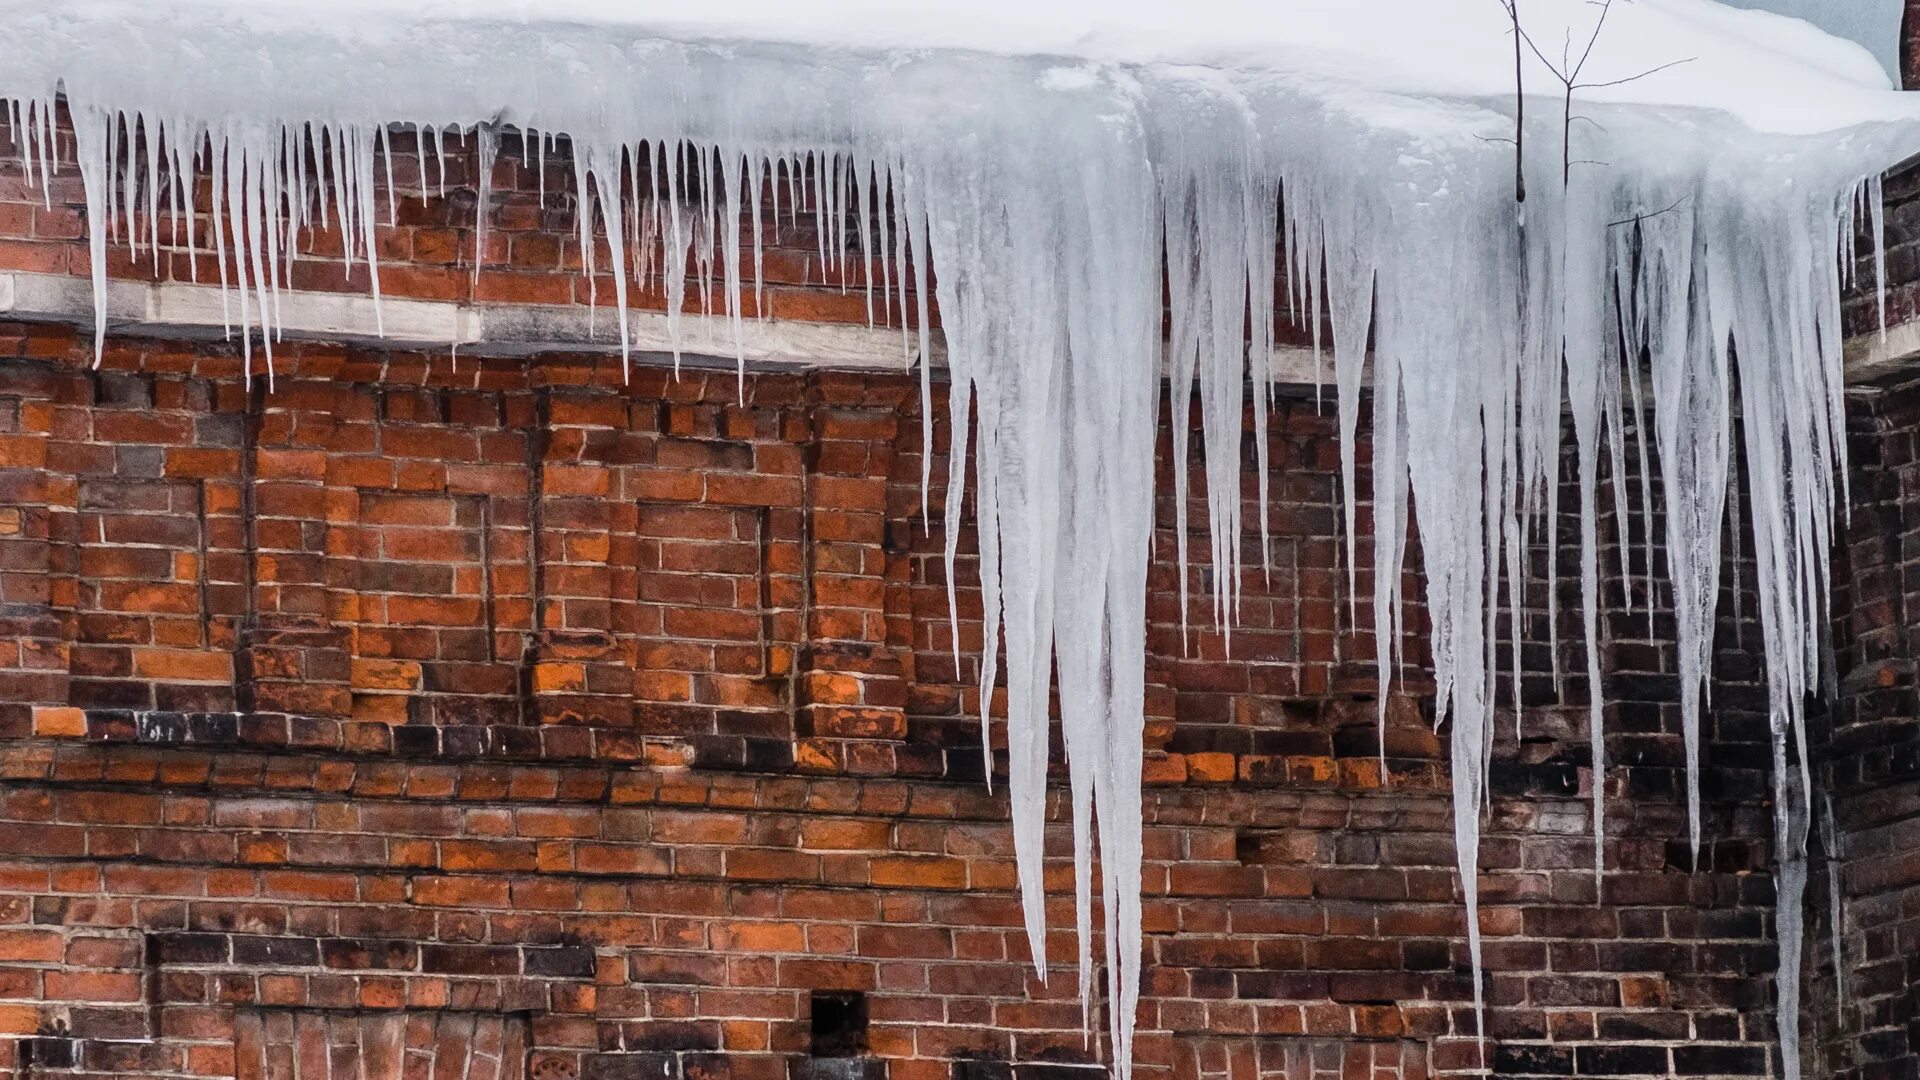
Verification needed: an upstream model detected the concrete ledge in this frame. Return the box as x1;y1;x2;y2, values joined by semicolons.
0;270;924;372
1843;318;1920;387
0;270;1350;384
3;272;1914;387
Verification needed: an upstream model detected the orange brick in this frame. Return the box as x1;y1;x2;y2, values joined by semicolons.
870;856;967;890
1186;751;1236;784
800;818;890;852
31;706;85;738
531;661;588;693
543;464;611;497
0;1004;40;1035
351;658;422;691
131;649;233;683
0;434;46;467
0;929;63;962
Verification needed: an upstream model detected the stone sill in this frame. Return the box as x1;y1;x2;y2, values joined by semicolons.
14;268;1906;387
0;270;1340;385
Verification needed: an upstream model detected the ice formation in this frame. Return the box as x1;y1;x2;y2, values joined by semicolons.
7;0;1920;1075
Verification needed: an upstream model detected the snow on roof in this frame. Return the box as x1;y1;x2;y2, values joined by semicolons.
4;0;1915;135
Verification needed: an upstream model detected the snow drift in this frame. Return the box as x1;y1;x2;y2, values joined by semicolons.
7;0;1920;1075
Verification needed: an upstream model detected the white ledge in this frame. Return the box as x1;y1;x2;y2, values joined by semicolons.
9;270;1903;387
1842;318;1920;386
0;270;928;373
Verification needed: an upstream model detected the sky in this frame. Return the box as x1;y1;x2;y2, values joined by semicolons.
1725;0;1902;81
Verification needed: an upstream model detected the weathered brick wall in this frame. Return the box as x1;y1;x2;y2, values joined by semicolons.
1814;378;1920;1080
0;108;1846;1080
0;325;1793;1080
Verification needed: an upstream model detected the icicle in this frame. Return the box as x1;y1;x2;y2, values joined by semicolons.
719;146;746;382
853;158;874;325
101;110;119;251
432;123;447;199
748;152;767;321
378;124;397;227
241;136;276;368
662;140;686;370
70;107;111;363
327;124;352;265
208;130;233;336
698;149;718;321
36;98;56;210
351;126;385;338
1773;740;1809;1080
142;112;161;274
902;161;939;531
1817;790;1846;1024
1869;174;1887;336
265;127;287;343
874;163;895;332
1636;196;1725;864
472;123;498;288
1558;171;1613;885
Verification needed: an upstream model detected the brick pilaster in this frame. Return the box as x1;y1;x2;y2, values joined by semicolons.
527;383;630;727
793;373;912;776
234;377;353;719
0;358;75;738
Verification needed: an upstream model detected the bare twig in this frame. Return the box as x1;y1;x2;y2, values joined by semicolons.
1606;193;1692;228
1496;0;1526;205
1512;0;1694;186
1578;58;1696;89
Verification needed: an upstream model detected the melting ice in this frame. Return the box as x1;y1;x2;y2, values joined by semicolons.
8;1;1920;1076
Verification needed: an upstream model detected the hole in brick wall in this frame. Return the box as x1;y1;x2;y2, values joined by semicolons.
810;991;867;1057
90;369;154;409
22;1036;78;1070
1234;830;1262;865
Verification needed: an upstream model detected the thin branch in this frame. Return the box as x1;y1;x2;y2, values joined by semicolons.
1607;194;1693;228
1511;0;1693;188
1496;0;1527;206
1515;22;1561;79
1569;0;1613;84
1575;57;1696;89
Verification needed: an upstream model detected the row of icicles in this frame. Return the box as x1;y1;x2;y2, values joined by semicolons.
3;98;1864;1078
3;100;937;381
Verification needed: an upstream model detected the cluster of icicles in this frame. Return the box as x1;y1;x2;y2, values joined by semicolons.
8;85;1892;1077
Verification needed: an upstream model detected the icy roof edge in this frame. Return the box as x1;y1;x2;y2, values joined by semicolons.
6;0;1919;138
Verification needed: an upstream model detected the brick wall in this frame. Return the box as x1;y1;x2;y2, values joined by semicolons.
0;108;1873;1080
1813;377;1920;1080
0;325;1797;1080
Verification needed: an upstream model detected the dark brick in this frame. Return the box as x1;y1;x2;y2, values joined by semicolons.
523;944;596;978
